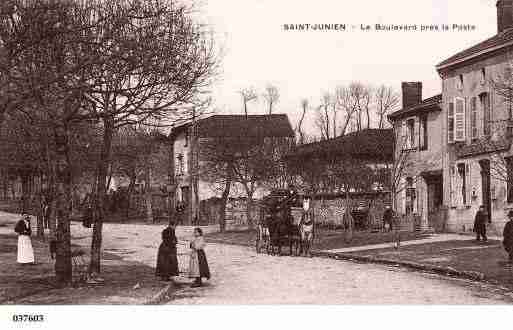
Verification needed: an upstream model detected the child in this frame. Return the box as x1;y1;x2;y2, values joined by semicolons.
189;228;210;287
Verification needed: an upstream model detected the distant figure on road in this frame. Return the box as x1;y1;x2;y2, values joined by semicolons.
155;221;179;281
383;206;394;232
15;213;35;265
189;227;210;287
474;205;490;242
503;210;513;263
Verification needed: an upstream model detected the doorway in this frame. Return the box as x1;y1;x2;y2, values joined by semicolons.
479;159;491;220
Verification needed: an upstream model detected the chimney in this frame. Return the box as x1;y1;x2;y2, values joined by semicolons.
497;0;513;33
401;82;422;109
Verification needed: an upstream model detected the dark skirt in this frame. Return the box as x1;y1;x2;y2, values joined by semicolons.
155;243;179;278
197;249;210;279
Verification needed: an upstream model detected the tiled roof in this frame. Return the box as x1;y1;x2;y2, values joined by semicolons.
388;94;442;120
290;128;394;161
456;138;511;158
437;29;513;70
170;114;295;139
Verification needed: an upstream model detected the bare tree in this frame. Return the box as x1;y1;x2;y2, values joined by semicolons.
296;99;308;145
375;85;400;129
263;84;279;115
239;87;258;117
315;92;332;140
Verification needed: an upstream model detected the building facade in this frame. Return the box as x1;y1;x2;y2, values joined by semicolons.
168;114;295;225
436;0;513;234
389;83;444;231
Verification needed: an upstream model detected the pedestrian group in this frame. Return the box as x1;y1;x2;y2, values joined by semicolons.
155;221;210;287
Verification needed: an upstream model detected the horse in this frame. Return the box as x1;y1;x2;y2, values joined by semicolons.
267;207;301;256
255;217;271;254
299;206;315;257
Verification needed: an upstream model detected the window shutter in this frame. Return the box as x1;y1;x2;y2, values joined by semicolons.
401;121;407;149
450;165;457;207
470;97;477;140
413;118;420;149
466;163;472;205
448;102;455;143
454;97;466;142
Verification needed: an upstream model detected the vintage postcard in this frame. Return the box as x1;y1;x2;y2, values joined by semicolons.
0;0;512;329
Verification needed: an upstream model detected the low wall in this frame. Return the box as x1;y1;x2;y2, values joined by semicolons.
311;192;391;230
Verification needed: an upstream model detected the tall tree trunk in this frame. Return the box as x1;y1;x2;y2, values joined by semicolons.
20;172;29;213
245;187;255;229
125;168;136;221
36;190;45;239
218;168;232;233
144;162;153;223
53;124;73;284
90;116;114;274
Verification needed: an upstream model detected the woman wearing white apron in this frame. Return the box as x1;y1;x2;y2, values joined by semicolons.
15;214;35;265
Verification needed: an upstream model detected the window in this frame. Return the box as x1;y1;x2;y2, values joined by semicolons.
448;102;455;143
470;97;477;140
454;97;466;142
419;115;428;150
184;131;189;147
507;156;513;203
181;186;190;205
176;154;184;175
457;74;464;90
480;68;486;85
457;163;466;205
480;92;491;136
406;118;415;149
405;177;415;215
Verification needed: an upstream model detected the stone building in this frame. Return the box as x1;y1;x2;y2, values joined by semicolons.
435;0;513;234
388;83;444;231
168;114;294;225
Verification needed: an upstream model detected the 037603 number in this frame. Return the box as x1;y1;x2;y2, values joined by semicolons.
12;314;44;322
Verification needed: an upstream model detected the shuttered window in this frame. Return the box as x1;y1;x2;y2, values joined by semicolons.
457;164;466;205
480;93;491;136
448;102;455;143
507;157;513;203
419;115;428;150
407;119;415;149
470;97;477;140
454;97;466;142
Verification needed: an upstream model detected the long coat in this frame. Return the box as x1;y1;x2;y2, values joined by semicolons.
155;226;179;278
189;236;210;279
503;220;513;252
473;210;489;233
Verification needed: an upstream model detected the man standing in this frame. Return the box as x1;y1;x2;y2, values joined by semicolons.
474;205;490;242
503;210;513;263
383;205;394;232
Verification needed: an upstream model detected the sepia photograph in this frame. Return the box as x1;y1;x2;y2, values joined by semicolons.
1;0;513;328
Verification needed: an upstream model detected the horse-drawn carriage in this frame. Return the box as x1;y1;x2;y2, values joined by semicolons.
256;189;315;257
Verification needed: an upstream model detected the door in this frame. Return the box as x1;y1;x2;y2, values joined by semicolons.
479;159;491;220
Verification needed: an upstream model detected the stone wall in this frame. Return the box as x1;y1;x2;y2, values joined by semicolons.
311;192;391;230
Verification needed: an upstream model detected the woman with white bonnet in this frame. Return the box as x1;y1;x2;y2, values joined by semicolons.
14;213;35;265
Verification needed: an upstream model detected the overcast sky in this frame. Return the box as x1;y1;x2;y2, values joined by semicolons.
196;0;498;135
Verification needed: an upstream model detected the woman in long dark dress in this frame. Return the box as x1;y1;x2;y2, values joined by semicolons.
155;221;179;281
189;227;210;287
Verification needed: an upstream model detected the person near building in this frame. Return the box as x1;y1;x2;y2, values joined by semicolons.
473;205;490;242
503;210;513;263
15;213;35;265
155;221;179;281
189;227;210;287
383;206;394;232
